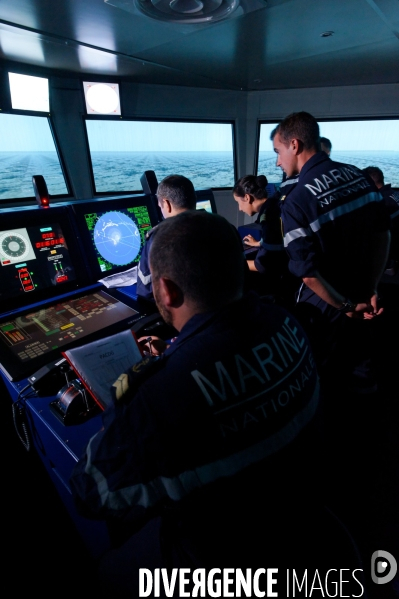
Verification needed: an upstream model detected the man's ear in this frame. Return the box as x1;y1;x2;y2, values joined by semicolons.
158;277;184;307
291;138;303;155
162;199;173;215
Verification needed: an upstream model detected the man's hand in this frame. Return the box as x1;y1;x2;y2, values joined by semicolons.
302;274;384;320
138;336;168;356
345;294;383;319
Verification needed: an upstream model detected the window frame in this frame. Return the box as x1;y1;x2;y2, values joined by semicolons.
0;109;72;207
255;119;280;181
257;116;399;189
83;115;237;196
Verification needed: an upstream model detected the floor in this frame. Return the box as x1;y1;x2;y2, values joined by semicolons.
323;275;399;599
2;399;100;595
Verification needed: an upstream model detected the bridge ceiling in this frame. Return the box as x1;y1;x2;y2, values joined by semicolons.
0;0;398;90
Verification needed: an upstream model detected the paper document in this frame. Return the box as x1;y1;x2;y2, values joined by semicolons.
98;266;138;288
62;328;142;410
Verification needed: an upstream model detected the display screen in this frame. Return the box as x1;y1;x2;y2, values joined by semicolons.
195;190;217;214
0;113;69;202
85;119;235;192
0;207;85;311
0;223;76;303
72;196;158;281
83;206;150;273
316;119;399;187
258;119;399;187
0;289;140;381
196;200;214;213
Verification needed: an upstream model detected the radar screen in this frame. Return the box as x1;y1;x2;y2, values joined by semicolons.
86;209;143;271
71;196;159;284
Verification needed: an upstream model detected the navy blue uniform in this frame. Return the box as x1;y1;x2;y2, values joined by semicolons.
248;177;299;305
281;152;389;391
379;183;399;264
255;175;299;276
278;173;299;197
281;152;388;302
136;226;158;300
139;221;250;300
253;193;286;275
70;292;321;578
378;182;399;212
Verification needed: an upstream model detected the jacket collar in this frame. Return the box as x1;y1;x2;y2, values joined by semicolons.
298;151;330;180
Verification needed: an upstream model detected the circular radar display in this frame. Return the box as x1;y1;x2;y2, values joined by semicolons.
94;212;141;266
1;232;29;259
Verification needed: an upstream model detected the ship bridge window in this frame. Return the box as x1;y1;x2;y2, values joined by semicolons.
257;118;399;189
316;119;399;188
0;113;69;202
84;118;235;193
257;122;281;184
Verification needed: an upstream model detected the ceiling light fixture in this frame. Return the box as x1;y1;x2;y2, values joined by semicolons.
134;0;239;23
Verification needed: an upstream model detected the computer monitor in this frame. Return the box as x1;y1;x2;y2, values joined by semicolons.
0;206;85;312
0;288;140;381
195;189;217;214
71;195;159;283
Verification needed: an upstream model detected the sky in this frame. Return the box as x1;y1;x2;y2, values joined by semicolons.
0;114;234;153
0;114;57;152
259;120;399;152
2;112;398;155
85;120;234;152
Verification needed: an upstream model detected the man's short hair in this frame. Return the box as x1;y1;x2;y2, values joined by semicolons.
156;174;197;210
150;211;245;311
363;166;384;186
269;125;280;141
320;137;332;152
275;111;320;151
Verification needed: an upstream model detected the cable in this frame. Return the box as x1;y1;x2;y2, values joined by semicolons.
11;384;36;452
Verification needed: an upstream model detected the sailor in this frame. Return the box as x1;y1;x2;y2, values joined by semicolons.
70;210;325;594
273;111;390;393
363;166;399;269
235;173;297;307
136;174;197;301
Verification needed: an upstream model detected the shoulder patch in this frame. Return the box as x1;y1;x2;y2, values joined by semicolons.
145;224;159;240
111;355;162;403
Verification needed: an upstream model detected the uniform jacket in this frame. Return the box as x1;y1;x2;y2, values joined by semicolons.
136;225;158;300
70;292;321;564
379;183;399;261
281;152;389;301
254;193;286;276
